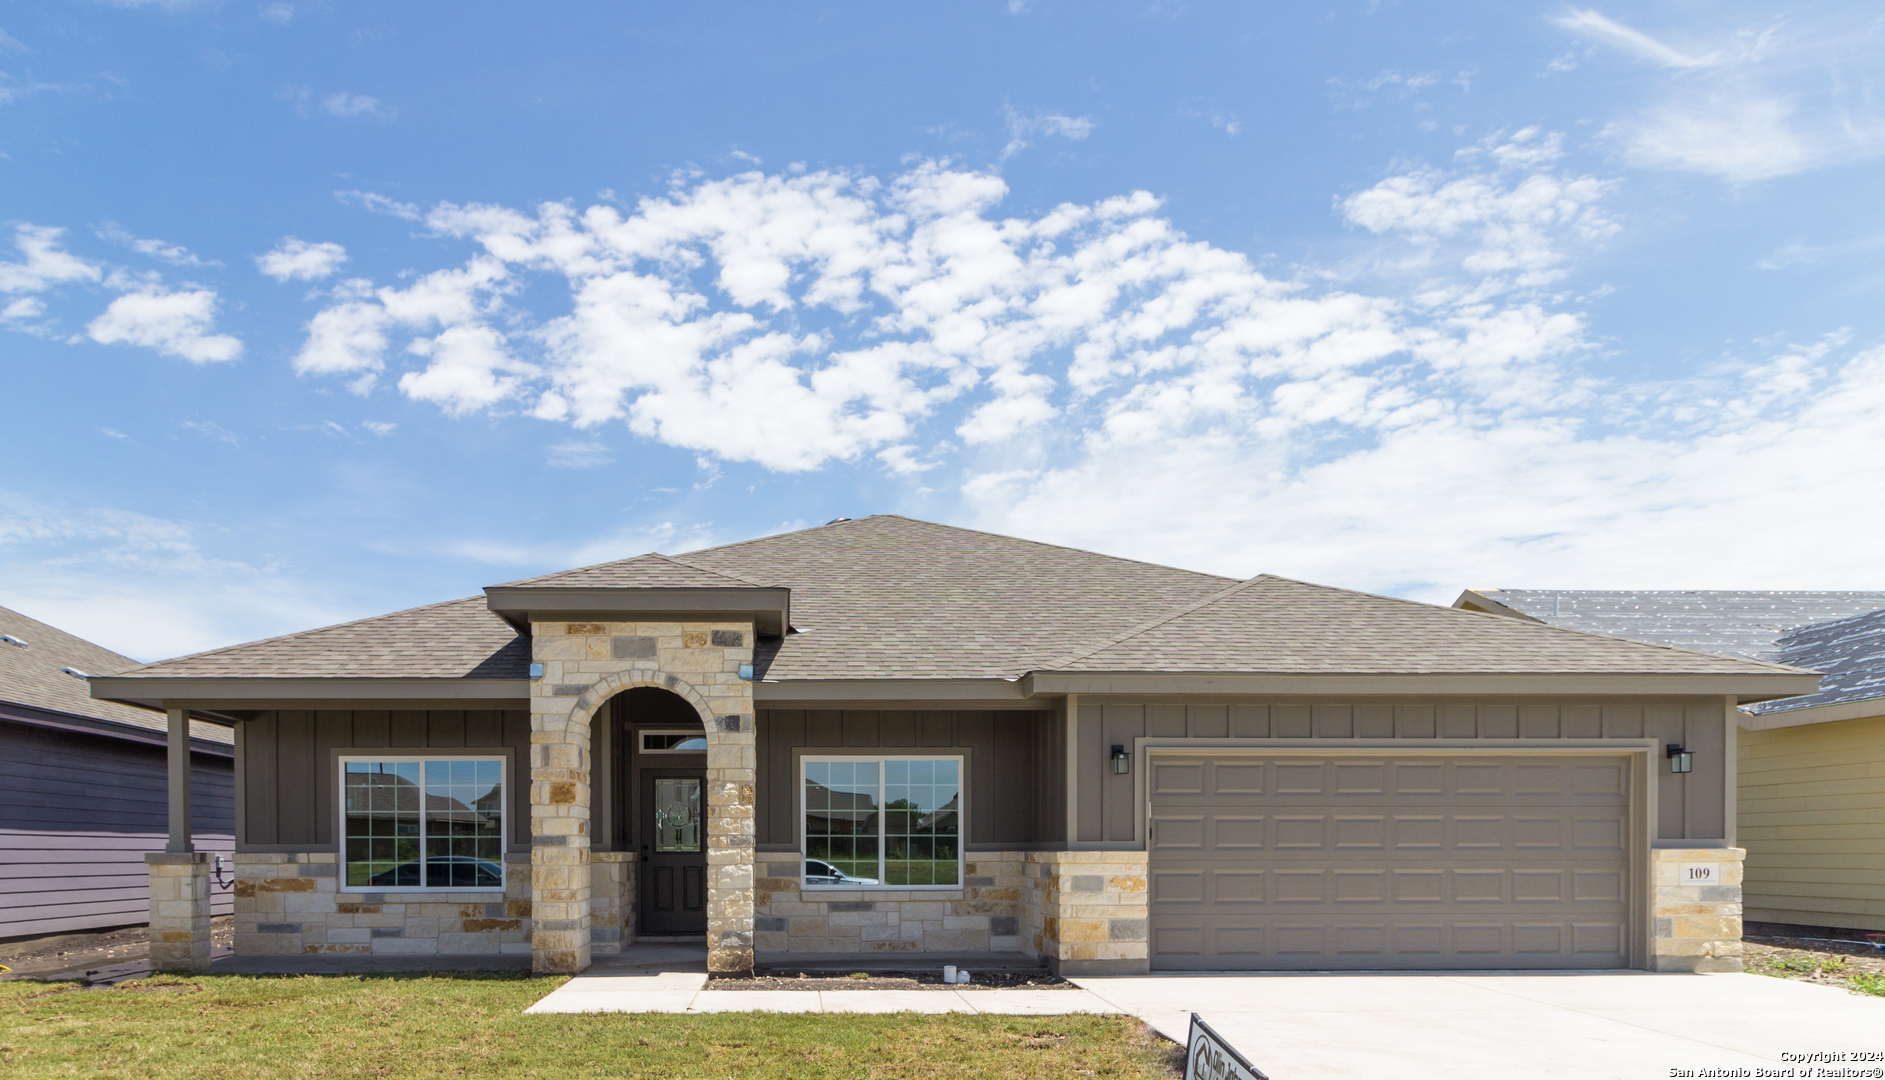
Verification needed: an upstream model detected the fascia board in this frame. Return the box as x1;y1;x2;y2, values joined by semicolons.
1020;671;1821;701
752;679;1038;706
1738;695;1885;731
1450;590;1541;621
0;701;235;755
91;677;528;710
483;586;790;636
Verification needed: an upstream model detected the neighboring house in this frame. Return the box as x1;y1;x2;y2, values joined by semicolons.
0;605;234;939
95;518;1813;977
1455;590;1885;936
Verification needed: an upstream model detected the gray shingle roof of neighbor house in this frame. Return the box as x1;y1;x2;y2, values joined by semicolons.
1047;575;1808;676
1454;589;1885;662
0;604;231;743
1744;608;1885;715
110;517;1810;688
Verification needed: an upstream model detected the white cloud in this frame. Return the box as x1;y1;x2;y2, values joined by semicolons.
1553;9;1885;182
546;440;610;469
256;237;348;281
288;143;1622;477
86;287;242;363
0;29;30;52
336;189;422;220
0;225;101;294
0;491;359;660
2;296;45;320
260;3;292;25
96;222;215;267
1551;9;1723;69
1003;106;1096;160
362;420;396;435
321;92;392;119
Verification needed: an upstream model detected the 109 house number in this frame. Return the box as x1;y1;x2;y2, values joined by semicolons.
1682;865;1717;885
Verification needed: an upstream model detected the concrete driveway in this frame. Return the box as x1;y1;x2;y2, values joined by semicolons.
1069;971;1885;1080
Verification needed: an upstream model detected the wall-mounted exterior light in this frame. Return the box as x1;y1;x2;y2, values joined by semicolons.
528;663;544;680
1110;744;1131;775
1666;743;1693;774
738;663;755;680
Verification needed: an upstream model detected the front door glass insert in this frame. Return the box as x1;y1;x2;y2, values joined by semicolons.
654;778;702;852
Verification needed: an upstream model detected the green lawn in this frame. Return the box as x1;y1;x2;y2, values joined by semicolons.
0;972;1182;1079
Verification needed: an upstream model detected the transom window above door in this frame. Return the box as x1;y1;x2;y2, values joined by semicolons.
802;756;961;889
641;730;708;753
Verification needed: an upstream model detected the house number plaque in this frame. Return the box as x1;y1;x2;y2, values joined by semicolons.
1681;864;1716;885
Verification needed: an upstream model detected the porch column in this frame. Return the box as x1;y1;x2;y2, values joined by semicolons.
148;707;212;972
705;705;756;974
166;707;193;853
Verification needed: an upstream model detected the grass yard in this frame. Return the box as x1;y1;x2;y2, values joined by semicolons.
1743;938;1885;998
0;971;1182;1080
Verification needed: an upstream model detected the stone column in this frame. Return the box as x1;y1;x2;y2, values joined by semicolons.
705;692;756;975
1650;847;1746;972
145;852;213;972
529;619;755;975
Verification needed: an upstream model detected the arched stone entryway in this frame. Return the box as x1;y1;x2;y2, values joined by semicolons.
527;621;756;975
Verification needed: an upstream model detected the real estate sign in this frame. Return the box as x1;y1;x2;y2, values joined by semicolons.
1185;1013;1267;1080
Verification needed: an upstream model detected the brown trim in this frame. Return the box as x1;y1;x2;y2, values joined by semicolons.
90;677;527;710
1020;671;1818;702
754;679;1042;706
484;585;789;636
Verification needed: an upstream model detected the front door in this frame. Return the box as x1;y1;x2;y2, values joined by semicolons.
639;768;707;934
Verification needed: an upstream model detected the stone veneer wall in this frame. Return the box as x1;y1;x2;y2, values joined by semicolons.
752;851;1027;957
1651;847;1746;973
232;852;534;957
1022;851;1150;975
146;852;212;972
530;620;755;974
590;852;634;954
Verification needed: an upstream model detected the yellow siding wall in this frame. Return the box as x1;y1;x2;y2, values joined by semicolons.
1738;714;1885;932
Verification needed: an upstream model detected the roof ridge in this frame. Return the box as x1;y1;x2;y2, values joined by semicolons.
1035;575;1268;672
653;551;771;588
123;595;491;674
683;514;1238;584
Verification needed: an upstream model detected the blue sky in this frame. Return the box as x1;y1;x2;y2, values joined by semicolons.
4;1;1884;661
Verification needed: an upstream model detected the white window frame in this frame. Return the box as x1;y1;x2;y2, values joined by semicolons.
338;755;507;893
799;754;965;892
639;729;709;754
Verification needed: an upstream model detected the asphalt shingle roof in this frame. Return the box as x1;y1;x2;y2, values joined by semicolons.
117;596;529;681
1050;576;1801;675
116;518;1805;685
1463;590;1885;662
1744;608;1885;715
497;552;767;589
0;604;230;742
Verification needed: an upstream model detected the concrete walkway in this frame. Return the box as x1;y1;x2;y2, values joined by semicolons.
1068;970;1885;1080
523;944;1118;1016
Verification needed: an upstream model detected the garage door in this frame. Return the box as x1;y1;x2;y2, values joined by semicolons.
1148;754;1632;970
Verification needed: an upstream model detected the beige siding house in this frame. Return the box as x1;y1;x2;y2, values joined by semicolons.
1457;591;1885;937
94;520;1815;977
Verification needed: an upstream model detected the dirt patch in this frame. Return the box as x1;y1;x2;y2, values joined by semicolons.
706;969;1075;992
1743;936;1885;998
0;917;233;983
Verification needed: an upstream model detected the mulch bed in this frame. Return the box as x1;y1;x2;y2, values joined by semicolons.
1743;935;1885;997
706;969;1075;991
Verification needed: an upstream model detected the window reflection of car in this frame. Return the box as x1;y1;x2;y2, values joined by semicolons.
366;856;503;888
803;859;878;886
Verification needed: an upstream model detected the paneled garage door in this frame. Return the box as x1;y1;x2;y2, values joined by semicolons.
1148;754;1633;970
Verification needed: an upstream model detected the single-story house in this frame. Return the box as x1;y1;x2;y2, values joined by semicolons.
1454;590;1885;936
1;604;234;940
94;518;1815;976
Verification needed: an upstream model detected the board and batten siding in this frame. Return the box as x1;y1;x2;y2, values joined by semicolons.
755;709;1065;851
236;709;532;851
1739;712;1885;933
0;719;234;938
1077;699;1733;844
